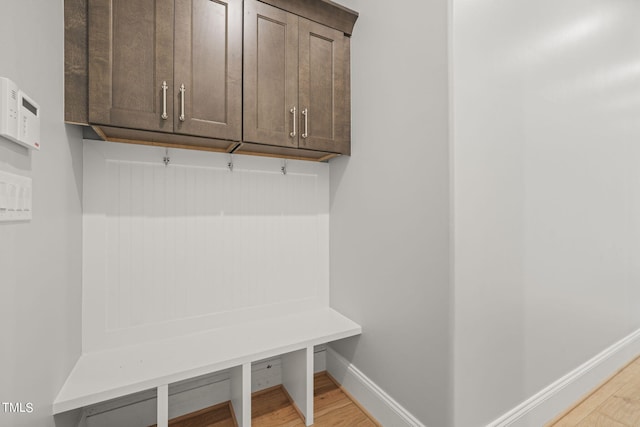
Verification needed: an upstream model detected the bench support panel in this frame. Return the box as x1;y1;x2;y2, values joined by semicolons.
282;346;314;426
231;363;251;427
157;384;169;427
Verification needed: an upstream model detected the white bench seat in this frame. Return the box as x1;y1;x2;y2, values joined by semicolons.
53;307;361;424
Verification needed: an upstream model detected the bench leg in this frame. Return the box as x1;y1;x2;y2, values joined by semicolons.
231;363;251;427
282;346;314;426
157;384;168;427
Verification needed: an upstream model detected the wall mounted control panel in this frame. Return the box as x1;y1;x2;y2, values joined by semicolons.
0;170;32;222
0;77;40;150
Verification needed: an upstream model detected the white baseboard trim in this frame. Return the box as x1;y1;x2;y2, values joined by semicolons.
487;327;640;427
326;347;426;427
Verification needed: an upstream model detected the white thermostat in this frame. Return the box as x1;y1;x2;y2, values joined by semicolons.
0;77;40;150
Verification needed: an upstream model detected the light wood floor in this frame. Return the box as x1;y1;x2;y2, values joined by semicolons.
547;356;640;426
162;372;380;427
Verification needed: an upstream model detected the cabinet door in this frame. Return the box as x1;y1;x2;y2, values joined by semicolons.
298;18;349;154
243;0;299;148
174;0;242;141
88;0;174;132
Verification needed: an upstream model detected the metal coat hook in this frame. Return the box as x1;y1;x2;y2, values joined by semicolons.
163;148;170;167
228;154;234;172
281;159;287;175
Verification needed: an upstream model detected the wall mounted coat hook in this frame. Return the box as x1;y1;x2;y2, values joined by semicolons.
228;154;234;172
163;148;170;167
281;159;287;175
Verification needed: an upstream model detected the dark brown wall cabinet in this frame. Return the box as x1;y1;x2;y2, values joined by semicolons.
65;0;358;161
87;0;242;151
243;0;349;155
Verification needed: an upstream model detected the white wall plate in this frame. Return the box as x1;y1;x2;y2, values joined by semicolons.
0;170;32;222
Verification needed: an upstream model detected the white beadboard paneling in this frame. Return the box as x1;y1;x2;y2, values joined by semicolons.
252;357;283;392
83;141;330;352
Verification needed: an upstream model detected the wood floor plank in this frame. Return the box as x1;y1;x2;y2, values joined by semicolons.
150;402;236;427
314;402;376;427
625;360;640;377
314;373;338;395
251;387;304;427
314;383;353;416
250;373;379;427
550;373;630;426
575;411;628;427
314;374;370;422
597;379;640;426
152;372;379;427
325;373;382;427
549;356;640;426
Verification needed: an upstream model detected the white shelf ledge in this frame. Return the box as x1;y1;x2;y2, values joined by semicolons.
53;307;361;415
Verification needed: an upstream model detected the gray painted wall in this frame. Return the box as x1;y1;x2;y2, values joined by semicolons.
453;0;640;425
329;0;452;426
0;1;83;426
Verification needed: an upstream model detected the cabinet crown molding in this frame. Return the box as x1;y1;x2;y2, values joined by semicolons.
258;0;359;35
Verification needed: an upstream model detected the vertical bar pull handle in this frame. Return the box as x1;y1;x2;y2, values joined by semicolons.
161;81;168;120
290;107;297;137
301;108;308;139
179;84;186;122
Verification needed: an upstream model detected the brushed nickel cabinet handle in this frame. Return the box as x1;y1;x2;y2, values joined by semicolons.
290;107;297;137
179;84;186;122
301;108;308;139
161;81;168;120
